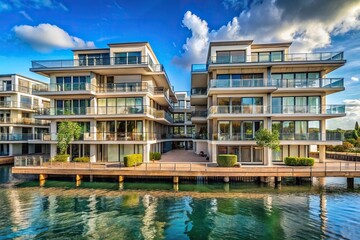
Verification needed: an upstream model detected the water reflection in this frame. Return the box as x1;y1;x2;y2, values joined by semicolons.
0;166;359;239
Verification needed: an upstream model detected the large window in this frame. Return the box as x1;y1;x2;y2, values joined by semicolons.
272;96;321;114
272;120;320;140
173;113;185;123
253;51;283;62
271;72;320;87
20;95;31;108
55;99;90;115
215;50;246;63
217;97;263;114
114;52;141;64
56;76;90;91
97;97;143;115
216;73;263;87
79;53;110;66
216;120;263;140
217;145;263;164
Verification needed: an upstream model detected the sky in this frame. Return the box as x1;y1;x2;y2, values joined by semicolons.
0;0;359;129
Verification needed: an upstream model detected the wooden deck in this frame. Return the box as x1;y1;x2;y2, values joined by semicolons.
0;156;14;165
12;161;360;178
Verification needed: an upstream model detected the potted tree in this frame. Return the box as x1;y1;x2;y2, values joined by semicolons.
254;128;280;165
56;120;81;162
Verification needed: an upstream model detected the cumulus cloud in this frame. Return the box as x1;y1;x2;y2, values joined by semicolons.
328;99;360;130
13;24;95;52
173;0;360;68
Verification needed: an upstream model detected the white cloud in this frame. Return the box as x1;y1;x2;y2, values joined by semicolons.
0;0;68;11
19;11;33;21
13;24;95;52
351;77;359;82
174;0;360;68
328;99;360;130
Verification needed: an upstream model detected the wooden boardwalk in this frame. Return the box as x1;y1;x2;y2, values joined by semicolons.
12;161;360;178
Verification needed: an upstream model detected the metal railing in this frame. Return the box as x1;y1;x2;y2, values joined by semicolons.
191;111;207;118
0;133;36;141
209;105;267;114
33;83;97;92
209;79;267;88
0;84;34;94
209;52;344;64
278;132;343;141
12;160;360;177
97;82;150;93
0;101;37;110
35;132;164;141
31;56;165;72
191;88;207;95
0;117;50;125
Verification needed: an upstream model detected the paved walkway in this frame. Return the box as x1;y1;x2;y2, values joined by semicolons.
159;149;208;163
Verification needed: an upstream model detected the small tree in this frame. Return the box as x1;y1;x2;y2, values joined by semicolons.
57;121;81;155
255;128;280;152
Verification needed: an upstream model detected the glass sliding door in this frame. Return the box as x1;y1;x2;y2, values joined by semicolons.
272;97;282;114
218;98;230;113
216;74;230;88
218;121;230;140
98;99;106;114
308;121;320;140
240;146;251;162
282;73;294;88
282;121;294;140
107;98;116;114
283;97;294;114
308;96;320;114
232;121;241;140
243;121;253;140
295;73;307;88
295;121;307;140
295;96;307;113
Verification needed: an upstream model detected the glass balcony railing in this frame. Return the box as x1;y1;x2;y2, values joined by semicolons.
208;78;344;89
209;105;267;115
191;64;208;72
97;82;150;93
0;84;33;94
33;83;96;92
0;117;50;125
31;56;165;72
191;88;207;95
0;133;35;141
209;52;344;64
0;101;37;110
155;110;173;123
209;79;267;88
271;78;344;88
37;132;163;141
191;111;207;118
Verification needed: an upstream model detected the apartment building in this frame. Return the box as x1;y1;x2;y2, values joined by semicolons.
171;91;194;150
0;74;50;156
191;40;346;165
30;42;177;162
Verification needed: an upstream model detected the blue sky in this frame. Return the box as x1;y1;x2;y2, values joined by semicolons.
0;0;359;129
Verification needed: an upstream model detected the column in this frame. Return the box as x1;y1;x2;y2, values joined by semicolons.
319;145;326;163
143;143;150;163
50;144;57;158
90;144;97;163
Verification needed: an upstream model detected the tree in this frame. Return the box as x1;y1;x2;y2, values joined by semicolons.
255;128;280;152
356;122;359;131
57;121;81;155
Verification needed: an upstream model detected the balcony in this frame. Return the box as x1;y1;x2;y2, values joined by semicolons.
272;105;345;116
154;110;173;124
97;82;150;94
36;105;155;117
191;88;207;95
208;105;268;117
191;64;208;72
0;101;37;111
31;56;164;72
0;117;50;126
153;87;172;106
209;52;344;64
36;132;162;142
0;84;33;94
279;132;343;141
0;133;34;141
33;83;96;95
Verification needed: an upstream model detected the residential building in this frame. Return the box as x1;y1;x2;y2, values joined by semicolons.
191;40;346;165
0;74;50;156
30;42;176;162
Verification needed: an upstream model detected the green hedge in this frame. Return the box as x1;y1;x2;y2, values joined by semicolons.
124;154;143;167
284;157;315;166
53;154;70;162
217;154;237;167
73;156;90;162
150;152;161;160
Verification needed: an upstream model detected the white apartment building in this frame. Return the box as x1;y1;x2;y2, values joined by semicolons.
191;41;346;165
0;74;50;156
31;42;177;162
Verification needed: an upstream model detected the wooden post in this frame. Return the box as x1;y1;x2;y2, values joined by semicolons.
119;176;124;182
39;174;47;187
347;178;354;189
76;175;82;181
173;176;179;184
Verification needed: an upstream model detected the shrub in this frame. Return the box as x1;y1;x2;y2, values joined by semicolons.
284;157;315;166
343;141;354;150
53;154;70;162
149;152;161;160
217;154;237;167
333;145;345;152
73;156;90;162
124;154;143;167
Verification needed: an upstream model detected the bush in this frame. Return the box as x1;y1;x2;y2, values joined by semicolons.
284;157;315;166
333;145;345;152
149;152;161;160
73;156;90;162
217;154;237;167
124;154;143;167
343;141;354;150
53;154;70;162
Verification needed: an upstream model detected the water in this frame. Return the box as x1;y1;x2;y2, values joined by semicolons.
1;165;360;239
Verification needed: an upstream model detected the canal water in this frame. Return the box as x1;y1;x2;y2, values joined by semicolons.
1;165;360;240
